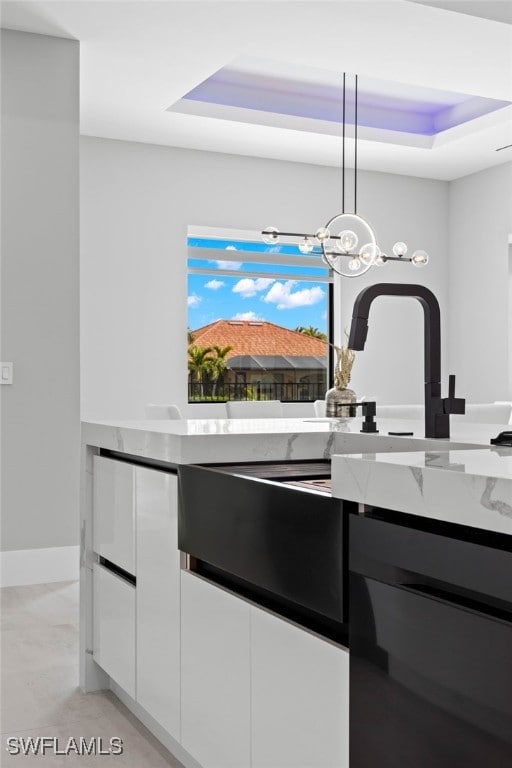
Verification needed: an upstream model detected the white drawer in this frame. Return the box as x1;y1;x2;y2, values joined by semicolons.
93;456;135;574
181;571;251;768
93;563;135;698
251;604;349;768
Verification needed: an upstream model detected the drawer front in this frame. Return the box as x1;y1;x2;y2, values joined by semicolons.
93;563;135;697
350;514;512;605
251;603;349;768
136;467;180;740
93;456;135;575
181;570;251;768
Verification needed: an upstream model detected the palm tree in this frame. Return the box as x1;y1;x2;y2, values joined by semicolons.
188;345;213;397
187;329;195;346
209;345;234;397
295;325;327;341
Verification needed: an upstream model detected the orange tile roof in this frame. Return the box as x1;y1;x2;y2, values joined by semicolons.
190;320;328;359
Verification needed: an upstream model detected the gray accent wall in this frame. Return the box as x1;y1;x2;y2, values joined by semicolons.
1;30;80;551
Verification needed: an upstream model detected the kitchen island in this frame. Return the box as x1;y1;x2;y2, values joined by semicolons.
80;417;512;768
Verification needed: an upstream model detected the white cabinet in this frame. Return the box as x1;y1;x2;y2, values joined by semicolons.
251;606;349;768
180;570;251;768
180;570;348;768
93;456;135;574
91;454;349;767
136;467;180;741
93;563;135;698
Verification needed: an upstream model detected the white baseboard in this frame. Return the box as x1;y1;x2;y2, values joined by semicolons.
0;545;79;587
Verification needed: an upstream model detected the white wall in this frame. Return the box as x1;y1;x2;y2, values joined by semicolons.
80;136;450;419
448;162;512;402
0;30;80;553
509;238;512;397
338;173;449;405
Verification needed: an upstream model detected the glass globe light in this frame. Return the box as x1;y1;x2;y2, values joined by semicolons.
359;243;380;266
412;250;429;267
348;257;361;271
315;227;331;243
392;241;408;257
262;227;280;244
336;230;358;252
375;252;387;266
298;237;314;254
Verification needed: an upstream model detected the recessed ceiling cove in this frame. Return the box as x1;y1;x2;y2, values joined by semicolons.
167;56;511;150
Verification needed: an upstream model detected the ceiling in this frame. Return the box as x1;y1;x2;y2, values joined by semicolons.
1;0;511;180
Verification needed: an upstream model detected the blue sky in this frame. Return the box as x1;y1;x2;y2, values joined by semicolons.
187;260;328;333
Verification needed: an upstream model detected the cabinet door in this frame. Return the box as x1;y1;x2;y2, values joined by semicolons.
251;606;349;768
181;571;251;768
93;563;135;698
136;467;180;740
93;456;135;574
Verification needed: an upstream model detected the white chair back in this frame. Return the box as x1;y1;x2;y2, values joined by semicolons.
376;404;424;421
313;399;326;417
225;400;284;418
494;401;512;425
453;403;512;425
375;402;512;425
145;403;182;419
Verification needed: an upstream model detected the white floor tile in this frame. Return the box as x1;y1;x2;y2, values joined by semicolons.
0;581;183;767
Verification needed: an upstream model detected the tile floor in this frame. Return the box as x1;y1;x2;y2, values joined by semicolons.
0;581;184;766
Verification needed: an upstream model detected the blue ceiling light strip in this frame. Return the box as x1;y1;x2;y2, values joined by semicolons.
177;69;511;138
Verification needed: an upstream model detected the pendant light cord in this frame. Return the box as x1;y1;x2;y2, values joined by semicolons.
342;73;346;214
354;74;358;215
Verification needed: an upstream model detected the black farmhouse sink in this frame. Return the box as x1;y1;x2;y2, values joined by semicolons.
178;461;350;644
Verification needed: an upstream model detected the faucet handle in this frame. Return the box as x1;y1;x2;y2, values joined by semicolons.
443;374;466;415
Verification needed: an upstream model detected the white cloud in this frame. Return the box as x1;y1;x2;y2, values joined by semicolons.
205;279;225;291
231;311;264;321
263;281;325;310
232;277;275;298
211;260;243;270
187;293;202;308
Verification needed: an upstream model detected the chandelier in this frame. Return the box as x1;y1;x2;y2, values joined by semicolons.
262;73;429;277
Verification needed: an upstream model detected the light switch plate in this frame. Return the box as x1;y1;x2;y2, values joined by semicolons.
0;362;13;384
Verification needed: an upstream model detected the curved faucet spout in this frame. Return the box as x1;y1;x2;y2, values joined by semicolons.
348;283;464;439
348;283;441;384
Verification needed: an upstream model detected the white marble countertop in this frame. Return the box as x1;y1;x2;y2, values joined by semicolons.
331;447;512;536
81;417;509;466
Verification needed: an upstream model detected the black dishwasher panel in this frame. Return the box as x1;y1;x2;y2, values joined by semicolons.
178;463;346;625
350;513;512;768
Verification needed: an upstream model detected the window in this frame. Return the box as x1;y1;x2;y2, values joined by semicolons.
187;226;333;403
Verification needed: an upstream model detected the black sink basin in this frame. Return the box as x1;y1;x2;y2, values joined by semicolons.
178;461;348;642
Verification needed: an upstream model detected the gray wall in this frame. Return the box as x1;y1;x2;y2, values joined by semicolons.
80;136;449;420
448;162;512;402
1;30;80;551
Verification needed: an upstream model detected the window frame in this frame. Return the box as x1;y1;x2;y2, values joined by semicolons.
187;225;334;405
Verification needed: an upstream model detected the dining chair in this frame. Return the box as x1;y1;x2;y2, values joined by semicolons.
145;403;182;419
225;400;284;418
453;403;512;425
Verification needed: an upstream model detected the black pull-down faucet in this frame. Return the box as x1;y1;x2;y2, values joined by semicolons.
347;283;465;439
